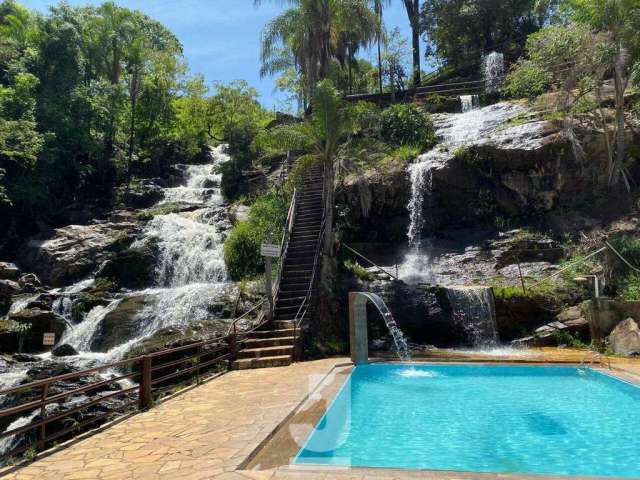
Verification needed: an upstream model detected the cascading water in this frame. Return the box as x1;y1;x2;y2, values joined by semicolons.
460;94;480;113
446;286;498;348
56;145;232;364
401;103;527;283
483;52;505;93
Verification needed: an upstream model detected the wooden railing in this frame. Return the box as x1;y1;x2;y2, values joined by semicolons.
0;301;267;462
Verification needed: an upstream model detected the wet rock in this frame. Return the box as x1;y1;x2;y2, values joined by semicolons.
12;353;39;362
0;262;20;280
95;244;157;289
17;273;41;290
492;230;564;269
229;205;250;224
0;279;21;297
7;308;67;353
20;222;139;286
89;296;147;352
51;344;78;357
119;184;164;209
608;318;640;356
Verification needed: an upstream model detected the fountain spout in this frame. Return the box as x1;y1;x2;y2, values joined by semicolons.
348;292;411;364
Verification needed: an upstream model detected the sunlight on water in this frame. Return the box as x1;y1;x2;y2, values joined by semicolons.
396;367;440;378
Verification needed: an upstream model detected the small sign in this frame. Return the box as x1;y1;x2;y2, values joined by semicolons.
260;243;280;258
43;333;56;346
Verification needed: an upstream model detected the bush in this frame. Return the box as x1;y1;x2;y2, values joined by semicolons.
380;104;435;150
223;190;291;280
503;59;552;99
223;221;263;281
347;101;382;133
620;275;640;301
220;121;261;199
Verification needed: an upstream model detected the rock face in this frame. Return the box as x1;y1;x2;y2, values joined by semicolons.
337;158;410;243
511;305;590;347
0;262;20;280
51;343;78;357
6;308;67;353
95;244;157;289
89;296;147;352
20;222;139;286
608;318;640;355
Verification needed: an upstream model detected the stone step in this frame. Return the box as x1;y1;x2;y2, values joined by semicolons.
278;288;308;298
247;328;295;338
238;345;294;359
243;336;295;348
231;355;292;370
274;320;295;329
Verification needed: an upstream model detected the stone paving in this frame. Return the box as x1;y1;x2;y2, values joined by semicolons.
0;358;347;480
1;351;638;480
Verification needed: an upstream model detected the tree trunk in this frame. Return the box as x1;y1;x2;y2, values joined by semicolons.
377;6;383;95
411;0;421;87
612;56;626;187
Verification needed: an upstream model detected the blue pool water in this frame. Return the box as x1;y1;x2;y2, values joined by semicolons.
295;364;640;477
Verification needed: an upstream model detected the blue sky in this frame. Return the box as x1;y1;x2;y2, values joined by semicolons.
21;0;427;110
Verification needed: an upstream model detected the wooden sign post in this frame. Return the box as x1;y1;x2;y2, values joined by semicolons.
261;232;280;321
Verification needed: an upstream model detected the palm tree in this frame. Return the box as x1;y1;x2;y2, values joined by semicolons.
370;0;391;94
401;0;421;86
270;79;350;254
256;0;377;102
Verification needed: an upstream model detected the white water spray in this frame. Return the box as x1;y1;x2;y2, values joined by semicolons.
483;52;505;93
447;286;498;348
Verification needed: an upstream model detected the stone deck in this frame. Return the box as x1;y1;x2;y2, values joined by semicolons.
1;350;638;480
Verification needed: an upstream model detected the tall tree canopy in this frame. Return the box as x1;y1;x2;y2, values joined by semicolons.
256;0;377;107
421;0;554;71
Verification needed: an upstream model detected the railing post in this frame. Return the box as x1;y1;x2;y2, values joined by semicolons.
139;356;152;410
227;332;238;370
195;344;202;385
39;384;49;450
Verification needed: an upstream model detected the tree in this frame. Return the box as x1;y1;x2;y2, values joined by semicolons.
382;27;410;94
402;0;421;86
422;0;553;71
563;0;640;187
370;0;391;95
256;0;377;102
270;79;351;254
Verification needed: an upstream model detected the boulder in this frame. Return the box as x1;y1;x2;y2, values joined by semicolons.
119;185;164;209
511;305;590;348
8;308;67;352
608;318;640;356
0;262;20;280
88;296;147;352
0;279;22;297
51;344;79;357
17;273;41;289
20;222;139;286
95;244;156;289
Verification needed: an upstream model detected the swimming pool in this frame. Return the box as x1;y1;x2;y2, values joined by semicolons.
295;364;640;478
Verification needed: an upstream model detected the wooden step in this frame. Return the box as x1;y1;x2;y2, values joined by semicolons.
274;320;295;329
231;355;292;370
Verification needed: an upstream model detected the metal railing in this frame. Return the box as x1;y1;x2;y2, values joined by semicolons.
272;188;297;305
0;300;268;462
343;243;399;281
291;161;327;356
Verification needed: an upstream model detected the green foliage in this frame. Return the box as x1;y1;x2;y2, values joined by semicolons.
380;103;435;150
422;0;555;67
503;59;553;98
619;275;640;301
389;144;421;162
504;23;596;99
344;259;375;281
347;101;381;133
223;190;290;281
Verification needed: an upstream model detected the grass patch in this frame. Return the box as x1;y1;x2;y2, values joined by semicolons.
344;259;375;282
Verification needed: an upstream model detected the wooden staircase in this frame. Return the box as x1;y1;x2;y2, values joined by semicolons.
232;162;324;370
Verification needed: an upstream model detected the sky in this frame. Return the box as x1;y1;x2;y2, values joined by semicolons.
20;0;428;110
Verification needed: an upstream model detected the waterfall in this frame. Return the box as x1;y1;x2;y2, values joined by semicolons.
483;52;505;93
54;145;232;364
401;103;527;283
447;286;498;348
460;95;480;113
